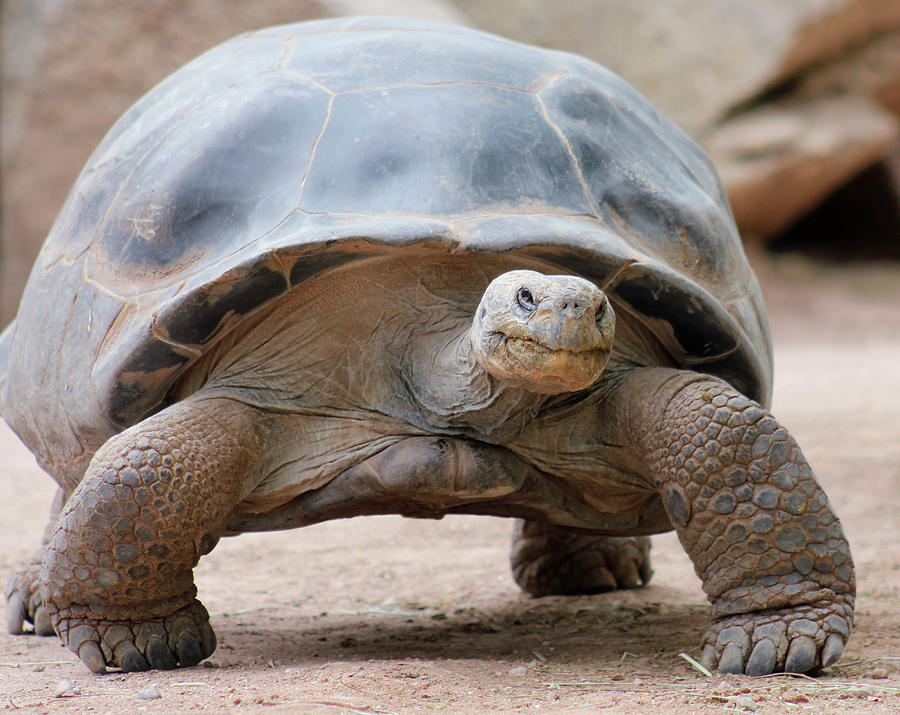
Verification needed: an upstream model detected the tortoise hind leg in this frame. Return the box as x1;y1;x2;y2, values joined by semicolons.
6;488;67;636
40;395;266;673
510;520;652;596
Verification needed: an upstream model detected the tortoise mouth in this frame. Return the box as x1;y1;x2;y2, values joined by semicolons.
484;332;612;394
499;333;600;356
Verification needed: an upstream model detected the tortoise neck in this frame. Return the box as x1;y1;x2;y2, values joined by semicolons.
402;323;547;444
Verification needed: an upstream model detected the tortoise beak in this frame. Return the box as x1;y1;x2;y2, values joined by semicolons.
528;292;613;354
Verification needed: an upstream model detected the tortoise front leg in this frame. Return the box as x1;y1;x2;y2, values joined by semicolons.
40;395;266;673
606;367;854;675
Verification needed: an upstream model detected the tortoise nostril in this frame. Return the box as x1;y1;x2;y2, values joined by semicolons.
595;301;607;321
555;299;586;317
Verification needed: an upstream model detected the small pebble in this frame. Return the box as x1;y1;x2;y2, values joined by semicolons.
54;679;79;698
508;665;528;676
868;667;889;679
735;695;757;711
137;686;161;700
783;689;809;703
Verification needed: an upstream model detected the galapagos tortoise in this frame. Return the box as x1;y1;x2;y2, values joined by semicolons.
0;17;853;675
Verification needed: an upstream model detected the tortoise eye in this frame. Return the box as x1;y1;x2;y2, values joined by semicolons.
516;287;536;311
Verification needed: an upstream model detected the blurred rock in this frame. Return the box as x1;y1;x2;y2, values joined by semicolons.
715;27;900;240
706;95;899;239
770;148;900;260
0;0;468;323
53;679;80;697
801;30;900;115
136;685;161;700
322;0;467;24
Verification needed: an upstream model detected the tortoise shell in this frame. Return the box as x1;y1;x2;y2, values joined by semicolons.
0;16;771;486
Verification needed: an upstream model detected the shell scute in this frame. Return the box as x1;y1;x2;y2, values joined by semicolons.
298;85;591;217
87;73;331;297
540;73;739;292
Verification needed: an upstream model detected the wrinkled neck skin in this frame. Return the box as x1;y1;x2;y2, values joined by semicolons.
402;322;548;444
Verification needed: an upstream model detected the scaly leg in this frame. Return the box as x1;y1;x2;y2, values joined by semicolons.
40;395;266;673
605;368;854;675
510;520;652;595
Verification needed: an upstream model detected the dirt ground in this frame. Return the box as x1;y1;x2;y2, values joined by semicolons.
1;252;898;713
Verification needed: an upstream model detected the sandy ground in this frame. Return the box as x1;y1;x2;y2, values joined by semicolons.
1;253;898;713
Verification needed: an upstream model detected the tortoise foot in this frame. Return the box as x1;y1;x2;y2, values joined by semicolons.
699;602;852;676
53;599;216;674
510;520;652;596
5;566;54;636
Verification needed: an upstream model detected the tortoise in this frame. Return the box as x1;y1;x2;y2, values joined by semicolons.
0;16;854;675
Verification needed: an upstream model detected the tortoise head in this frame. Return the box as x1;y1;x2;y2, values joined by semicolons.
470;270;615;395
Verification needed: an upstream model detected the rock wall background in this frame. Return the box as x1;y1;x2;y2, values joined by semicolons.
2;0;899;323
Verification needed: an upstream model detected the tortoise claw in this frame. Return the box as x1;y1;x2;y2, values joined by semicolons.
511;524;652;596
78;641;107;674
718;643;745;674
116;642;150;672
5;593;26;635
33;605;54;636
821;633;844;668
201;621;217;657
176;632;204;667
699;644;717;671
146;636;178;670
616;561;641;589
784;636;817;674
745;639;777;676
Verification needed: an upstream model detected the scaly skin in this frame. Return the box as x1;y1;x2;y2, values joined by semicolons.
39;396;264;673
510;521;651;595
638;369;854;674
